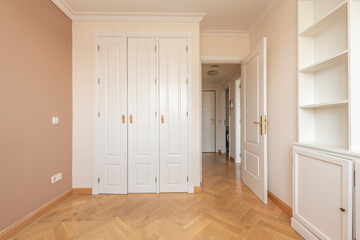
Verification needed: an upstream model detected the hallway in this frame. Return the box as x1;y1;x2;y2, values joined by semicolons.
11;153;302;239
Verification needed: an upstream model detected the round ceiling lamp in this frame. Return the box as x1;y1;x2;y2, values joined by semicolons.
208;70;218;76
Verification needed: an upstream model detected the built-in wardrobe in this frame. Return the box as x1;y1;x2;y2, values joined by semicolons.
95;35;190;194
293;0;360;239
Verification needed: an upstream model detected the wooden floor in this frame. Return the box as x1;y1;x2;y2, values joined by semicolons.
11;153;302;240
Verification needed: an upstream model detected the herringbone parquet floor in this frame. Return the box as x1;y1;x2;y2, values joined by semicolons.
11;153;302;240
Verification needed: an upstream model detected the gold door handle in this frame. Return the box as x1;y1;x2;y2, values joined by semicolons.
161;115;164;124
122;114;125;124
253;116;263;136
129;115;133;124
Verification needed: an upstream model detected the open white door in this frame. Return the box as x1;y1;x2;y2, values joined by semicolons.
241;38;268;203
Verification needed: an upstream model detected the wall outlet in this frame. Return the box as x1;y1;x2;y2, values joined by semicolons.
52;117;59;125
51;173;62;184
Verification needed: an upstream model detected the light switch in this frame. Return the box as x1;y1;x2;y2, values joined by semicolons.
52;117;59;125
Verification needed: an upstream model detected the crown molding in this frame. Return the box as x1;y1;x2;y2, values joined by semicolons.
201;56;244;64
201;30;248;38
248;0;280;34
51;0;206;22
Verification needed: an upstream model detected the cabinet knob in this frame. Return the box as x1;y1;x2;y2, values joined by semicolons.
340;208;346;212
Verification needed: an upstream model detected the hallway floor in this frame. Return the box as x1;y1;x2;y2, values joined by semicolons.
11;153;302;239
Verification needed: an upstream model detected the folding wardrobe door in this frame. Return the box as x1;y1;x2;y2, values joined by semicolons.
159;38;188;192
128;38;158;193
98;37;128;194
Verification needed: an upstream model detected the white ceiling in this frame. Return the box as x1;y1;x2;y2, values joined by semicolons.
202;64;241;84
58;0;276;31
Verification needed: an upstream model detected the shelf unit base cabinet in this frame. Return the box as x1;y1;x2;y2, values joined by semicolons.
292;146;353;240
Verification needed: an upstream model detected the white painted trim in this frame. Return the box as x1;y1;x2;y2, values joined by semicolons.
248;0;280;34
291;218;318;240
201;56;244;64
51;0;206;23
201;30;248;38
51;0;73;19
93;36;100;195
93;32;194;194
187;37;195;193
94;31;192;38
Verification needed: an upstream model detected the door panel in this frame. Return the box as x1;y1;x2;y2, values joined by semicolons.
293;147;353;240
99;37;127;194
241;38;268;203
128;38;157;193
159;38;188;192
202;91;216;152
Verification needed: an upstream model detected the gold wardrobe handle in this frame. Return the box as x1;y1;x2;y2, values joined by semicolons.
129;115;133;124
122;114;125;124
161;115;164;124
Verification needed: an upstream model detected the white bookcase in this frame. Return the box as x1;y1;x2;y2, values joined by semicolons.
294;0;360;239
297;0;360;152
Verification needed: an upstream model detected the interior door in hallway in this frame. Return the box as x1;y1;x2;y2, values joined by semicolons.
98;37;128;194
202;91;216;152
128;38;157;193
241;37;268;203
159;38;188;192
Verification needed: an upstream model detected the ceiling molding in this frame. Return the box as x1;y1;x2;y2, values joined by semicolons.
51;0;206;22
201;56;244;64
201;30;248;38
247;0;280;35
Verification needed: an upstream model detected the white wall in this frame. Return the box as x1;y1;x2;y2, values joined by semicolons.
249;0;298;206
201;36;249;58
72;22;201;188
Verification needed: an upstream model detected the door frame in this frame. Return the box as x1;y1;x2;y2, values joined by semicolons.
93;32;194;194
202;90;217;153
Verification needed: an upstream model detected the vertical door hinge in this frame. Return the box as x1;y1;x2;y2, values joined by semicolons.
155;177;157;183
98;45;100;52
98;111;100;117
98;78;100;85
155;79;157;84
186;46;188;52
186;79;188;85
98;177;100;183
187;177;189;182
186;111;188;117
155;111;157;117
155;46;157;52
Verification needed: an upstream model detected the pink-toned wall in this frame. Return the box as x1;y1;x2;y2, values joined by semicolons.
0;0;72;232
249;0;298;206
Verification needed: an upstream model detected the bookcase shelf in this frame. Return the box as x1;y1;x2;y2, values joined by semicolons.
299;50;348;73
299;1;348;37
297;0;357;151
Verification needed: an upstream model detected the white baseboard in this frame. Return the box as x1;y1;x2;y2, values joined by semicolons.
291;217;318;240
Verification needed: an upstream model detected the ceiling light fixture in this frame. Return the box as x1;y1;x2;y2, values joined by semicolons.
208;70;218;76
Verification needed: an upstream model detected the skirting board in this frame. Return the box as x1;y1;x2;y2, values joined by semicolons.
268;191;292;216
291;217;318;240
0;189;73;240
218;149;222;154
73;188;92;195
194;186;202;193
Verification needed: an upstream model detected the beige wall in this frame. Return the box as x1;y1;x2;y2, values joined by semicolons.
72;22;201;188
0;0;72;232
200;36;249;58
249;0;297;206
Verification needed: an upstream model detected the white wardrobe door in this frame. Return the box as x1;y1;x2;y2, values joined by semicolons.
159;38;188;193
128;38;157;193
99;37;128;194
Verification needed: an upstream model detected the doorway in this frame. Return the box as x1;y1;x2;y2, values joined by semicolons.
202;90;216;152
